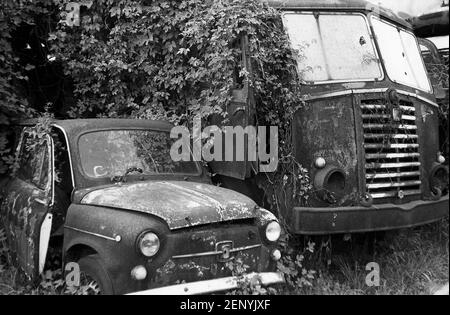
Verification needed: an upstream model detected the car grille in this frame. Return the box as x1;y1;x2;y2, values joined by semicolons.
149;221;264;288
361;99;422;199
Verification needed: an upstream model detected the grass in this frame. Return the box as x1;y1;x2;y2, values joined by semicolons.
300;219;449;295
0;219;449;295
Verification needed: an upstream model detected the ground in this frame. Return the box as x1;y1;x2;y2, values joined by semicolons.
0;219;448;295
297;218;449;295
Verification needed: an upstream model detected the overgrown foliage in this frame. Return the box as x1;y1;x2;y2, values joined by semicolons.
224;239;317;295
424;52;449;157
49;0;302;124
0;0;59;173
277;235;316;291
1;0;310;217
432;60;449;157
0;1;30;173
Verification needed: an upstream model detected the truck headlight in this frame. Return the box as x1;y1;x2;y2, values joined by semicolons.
138;232;160;257
265;221;281;242
314;165;346;203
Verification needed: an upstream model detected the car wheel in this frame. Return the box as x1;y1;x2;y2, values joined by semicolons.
77;254;114;295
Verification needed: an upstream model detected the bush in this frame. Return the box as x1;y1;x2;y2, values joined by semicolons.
49;0;302;126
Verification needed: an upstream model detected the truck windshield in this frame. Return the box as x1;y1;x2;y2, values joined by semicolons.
371;16;432;92
78;130;199;178
282;12;383;82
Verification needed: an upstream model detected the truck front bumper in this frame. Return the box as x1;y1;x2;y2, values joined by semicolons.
291;196;449;235
127;272;284;295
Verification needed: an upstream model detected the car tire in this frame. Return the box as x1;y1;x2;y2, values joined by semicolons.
78;254;114;295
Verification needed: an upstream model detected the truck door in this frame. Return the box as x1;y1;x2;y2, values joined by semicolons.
2;129;54;279
209;35;257;180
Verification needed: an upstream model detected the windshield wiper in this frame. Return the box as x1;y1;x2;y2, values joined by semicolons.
111;166;143;183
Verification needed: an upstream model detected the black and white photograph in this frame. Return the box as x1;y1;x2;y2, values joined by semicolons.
0;0;448;300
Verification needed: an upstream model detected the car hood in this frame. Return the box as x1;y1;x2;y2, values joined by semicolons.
80;181;257;230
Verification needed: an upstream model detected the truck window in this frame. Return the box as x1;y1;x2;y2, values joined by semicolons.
282;12;382;82
371;16;432;92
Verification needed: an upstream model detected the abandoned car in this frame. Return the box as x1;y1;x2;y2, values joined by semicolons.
0;119;283;295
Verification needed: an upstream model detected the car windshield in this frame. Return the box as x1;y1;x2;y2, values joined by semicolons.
78;130;199;178
282;12;383;82
371;16;432;92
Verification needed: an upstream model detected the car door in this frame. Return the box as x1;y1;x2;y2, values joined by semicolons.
1;128;54;280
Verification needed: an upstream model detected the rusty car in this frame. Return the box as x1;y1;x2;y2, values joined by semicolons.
0;119;284;295
209;0;449;235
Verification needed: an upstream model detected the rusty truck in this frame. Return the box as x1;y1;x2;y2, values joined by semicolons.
211;0;449;234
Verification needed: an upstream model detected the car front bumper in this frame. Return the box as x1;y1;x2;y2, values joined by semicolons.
127;272;285;295
291;196;449;235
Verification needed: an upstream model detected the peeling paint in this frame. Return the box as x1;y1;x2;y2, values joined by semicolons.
81;181;258;229
256;208;278;226
153;250;262;288
1;181;52;278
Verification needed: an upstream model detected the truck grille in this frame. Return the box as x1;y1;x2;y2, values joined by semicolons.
361;99;422;199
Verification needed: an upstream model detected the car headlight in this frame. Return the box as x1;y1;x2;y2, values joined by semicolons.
265;221;281;242
138;232;160;257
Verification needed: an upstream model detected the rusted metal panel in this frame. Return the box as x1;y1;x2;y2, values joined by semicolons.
143;208;276;289
80;181;258;230
0;131;54;280
2;181;47;278
292;196;449;234
293;95;360;207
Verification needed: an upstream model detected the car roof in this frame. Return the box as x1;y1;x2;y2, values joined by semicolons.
17;118;174;136
266;0;411;29
15;118;181;189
